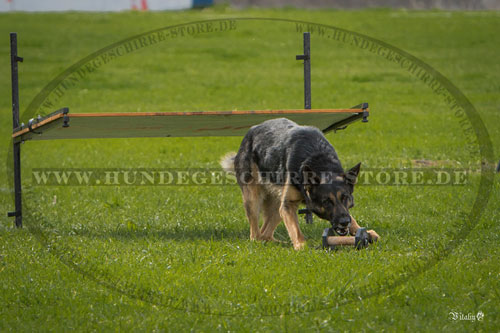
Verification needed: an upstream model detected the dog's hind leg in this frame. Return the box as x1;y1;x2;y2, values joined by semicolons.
241;184;263;241
260;196;282;242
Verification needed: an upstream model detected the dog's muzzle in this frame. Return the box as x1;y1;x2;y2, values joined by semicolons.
332;217;351;236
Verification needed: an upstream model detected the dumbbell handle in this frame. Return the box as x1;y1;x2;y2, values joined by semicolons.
322;227;371;250
324;236;356;246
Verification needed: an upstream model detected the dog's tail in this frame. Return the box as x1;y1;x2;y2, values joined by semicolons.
220;152;236;174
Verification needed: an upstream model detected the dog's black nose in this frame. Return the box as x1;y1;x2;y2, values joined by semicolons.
338;216;351;227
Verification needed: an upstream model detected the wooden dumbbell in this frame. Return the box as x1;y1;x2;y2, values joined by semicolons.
322;227;373;250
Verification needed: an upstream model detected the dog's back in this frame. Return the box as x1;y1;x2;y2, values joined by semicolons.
234;118;342;186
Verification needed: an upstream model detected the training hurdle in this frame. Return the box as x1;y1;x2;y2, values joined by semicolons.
7;32;369;227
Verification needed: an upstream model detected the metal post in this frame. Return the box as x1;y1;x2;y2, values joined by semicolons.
8;32;23;228
296;32;311;110
296;32;313;224
303;32;311;110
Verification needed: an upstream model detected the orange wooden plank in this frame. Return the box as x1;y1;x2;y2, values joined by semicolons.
66;109;362;118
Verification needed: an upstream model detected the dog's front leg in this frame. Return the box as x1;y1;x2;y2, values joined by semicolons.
279;183;306;250
279;202;306;250
349;215;380;242
348;216;361;235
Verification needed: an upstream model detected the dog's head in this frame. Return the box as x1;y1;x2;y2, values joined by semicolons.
302;162;361;235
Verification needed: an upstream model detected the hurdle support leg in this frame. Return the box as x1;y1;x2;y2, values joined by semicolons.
7;32;23;228
296;31;311;110
296;32;314;224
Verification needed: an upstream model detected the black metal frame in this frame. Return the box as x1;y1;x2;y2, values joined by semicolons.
7;32;369;228
296;32;314;224
7;32;23;227
321;102;369;134
295;33;369;224
13;108;71;144
296;32;311;110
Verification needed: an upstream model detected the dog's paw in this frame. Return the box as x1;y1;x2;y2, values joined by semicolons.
367;230;380;242
269;236;284;243
293;241;307;250
258;235;283;243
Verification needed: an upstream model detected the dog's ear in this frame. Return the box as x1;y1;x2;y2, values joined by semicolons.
345;162;361;186
302;165;321;190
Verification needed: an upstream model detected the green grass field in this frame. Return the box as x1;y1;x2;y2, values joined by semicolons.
1;7;499;332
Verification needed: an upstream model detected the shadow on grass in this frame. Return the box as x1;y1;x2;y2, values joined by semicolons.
71;226;298;249
72;225;251;243
69;224;393;252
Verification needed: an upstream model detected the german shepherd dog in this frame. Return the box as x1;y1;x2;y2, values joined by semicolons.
221;118;379;250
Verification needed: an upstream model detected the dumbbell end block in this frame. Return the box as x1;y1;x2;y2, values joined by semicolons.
322;227;372;250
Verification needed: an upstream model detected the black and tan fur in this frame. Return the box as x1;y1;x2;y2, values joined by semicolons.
221;118;379;250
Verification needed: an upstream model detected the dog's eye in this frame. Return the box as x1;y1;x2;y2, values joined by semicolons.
341;194;352;205
344;195;354;208
322;198;331;206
